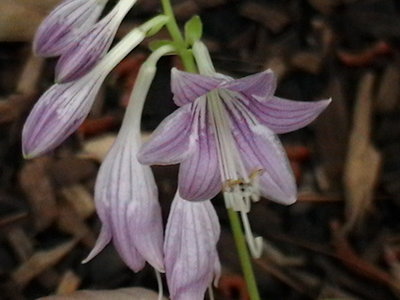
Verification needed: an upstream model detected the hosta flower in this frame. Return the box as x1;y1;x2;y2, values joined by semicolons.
164;193;220;300
34;0;108;57
138;41;330;257
138;41;330;206
56;0;137;82
83;129;164;272
23;17;168;158
83;45;174;272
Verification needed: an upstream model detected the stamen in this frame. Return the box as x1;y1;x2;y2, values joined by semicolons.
248;169;263;202
155;269;163;300
208;284;215;300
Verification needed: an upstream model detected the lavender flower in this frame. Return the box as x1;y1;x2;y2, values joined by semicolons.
164;193;220;300
83;45;174;272
82;132;165;272
138;41;330;205
56;0;137;82
138;41;330;257
23;16;168;158
33;0;107;57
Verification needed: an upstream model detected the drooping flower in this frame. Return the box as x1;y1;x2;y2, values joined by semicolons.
33;0;108;57
138;41;331;207
56;0;137;82
138;41;330;258
83;129;165;272
164;193;220;300
83;45;174;272
23;16;168;158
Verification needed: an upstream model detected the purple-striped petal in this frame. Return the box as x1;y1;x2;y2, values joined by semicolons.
87;136;164;272
33;0;106;57
178;101;221;201
171;68;222;106
164;193;220;300
220;69;277;101
229;103;297;204
241;96;331;134
55;0;135;82
55;14;117;82
22;78;103;158
137;104;195;165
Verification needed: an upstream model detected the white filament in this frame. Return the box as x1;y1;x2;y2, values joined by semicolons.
208;285;215;300
155;269;163;300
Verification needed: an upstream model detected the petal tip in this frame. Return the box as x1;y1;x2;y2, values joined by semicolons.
22;137;42;159
325;97;333;106
320;97;332;106
22;151;35;160
82;225;111;264
285;195;297;206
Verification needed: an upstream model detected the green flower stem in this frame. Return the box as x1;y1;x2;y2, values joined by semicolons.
160;0;197;72
228;209;261;300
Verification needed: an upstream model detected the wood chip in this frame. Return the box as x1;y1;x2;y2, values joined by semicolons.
308;0;341;14
19;157;58;231
331;222;400;292
12;240;77;287
39;287;167;300
0;0;59;42
314;78;349;191
16;53;44;94
262;240;304;267
0;211;29;228
60;185;95;219
343;73;381;231
173;0;200;20
57;203;96;247
376;64;400;113
50;157;98;186
255;259;309;296
6;227;33;262
0;93;37;124
290;51;323;74
264;56;288;80
56;270;81;295
80;134;116;162
240;2;291;34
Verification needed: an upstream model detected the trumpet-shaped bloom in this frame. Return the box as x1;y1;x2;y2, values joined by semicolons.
33;0;108;57
56;0;137;82
164;193;220;300
82;130;164;272
138;41;331;208
82;46;175;272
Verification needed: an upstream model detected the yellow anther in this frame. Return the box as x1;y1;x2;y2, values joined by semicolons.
223;179;243;191
249;168;264;180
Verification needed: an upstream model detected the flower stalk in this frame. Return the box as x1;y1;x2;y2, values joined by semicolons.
160;0;197;73
228;208;261;300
